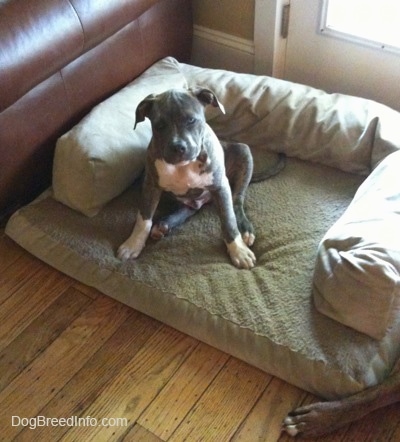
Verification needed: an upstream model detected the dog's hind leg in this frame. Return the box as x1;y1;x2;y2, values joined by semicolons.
150;205;198;240
282;358;400;437
223;142;255;246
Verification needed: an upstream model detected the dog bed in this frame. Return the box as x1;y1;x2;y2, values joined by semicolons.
6;58;400;399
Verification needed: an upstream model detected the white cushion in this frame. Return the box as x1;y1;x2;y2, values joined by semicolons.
52;57;187;216
313;150;400;339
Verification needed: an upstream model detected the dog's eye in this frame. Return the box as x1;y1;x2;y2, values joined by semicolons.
187;117;196;125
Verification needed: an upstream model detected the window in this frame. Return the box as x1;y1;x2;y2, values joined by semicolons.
320;0;400;53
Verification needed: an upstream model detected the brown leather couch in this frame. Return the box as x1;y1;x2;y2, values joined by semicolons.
0;0;192;223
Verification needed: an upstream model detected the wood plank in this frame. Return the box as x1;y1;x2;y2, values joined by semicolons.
336;403;400;442
72;281;101;300
0;252;44;305
232;377;305;442
60;326;198;441
122;424;163;442
16;311;162;442
169;357;270;442
0;265;72;350
138;342;230;439
0;295;131;440
0;287;92;393
0;233;23;272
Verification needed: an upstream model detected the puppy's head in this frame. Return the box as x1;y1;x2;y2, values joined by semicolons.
135;88;225;164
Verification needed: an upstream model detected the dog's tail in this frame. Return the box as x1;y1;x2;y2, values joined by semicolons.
251;152;286;183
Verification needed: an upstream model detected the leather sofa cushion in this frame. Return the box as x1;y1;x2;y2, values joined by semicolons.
0;0;161;111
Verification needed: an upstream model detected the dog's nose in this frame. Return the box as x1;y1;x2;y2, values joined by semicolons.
169;141;186;154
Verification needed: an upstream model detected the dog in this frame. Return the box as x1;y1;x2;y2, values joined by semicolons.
117;87;284;269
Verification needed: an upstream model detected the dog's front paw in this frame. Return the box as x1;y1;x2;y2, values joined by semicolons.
227;236;256;269
117;240;143;261
117;215;152;261
242;231;255;247
235;208;255;246
117;231;145;261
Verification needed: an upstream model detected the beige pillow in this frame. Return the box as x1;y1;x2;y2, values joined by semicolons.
180;63;400;175
313;150;400;339
53;57;187;216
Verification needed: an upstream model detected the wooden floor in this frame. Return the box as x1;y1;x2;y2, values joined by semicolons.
1;231;400;441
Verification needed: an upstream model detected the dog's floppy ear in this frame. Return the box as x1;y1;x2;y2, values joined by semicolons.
191;87;225;114
134;94;157;129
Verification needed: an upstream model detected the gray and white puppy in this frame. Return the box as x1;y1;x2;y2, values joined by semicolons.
118;88;281;269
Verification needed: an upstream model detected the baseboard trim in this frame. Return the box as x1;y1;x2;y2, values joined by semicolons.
193;25;255;55
192;25;255;73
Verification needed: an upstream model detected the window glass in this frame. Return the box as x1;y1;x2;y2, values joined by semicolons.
321;0;400;52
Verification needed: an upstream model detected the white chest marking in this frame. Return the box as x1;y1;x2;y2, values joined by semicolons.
155;159;214;195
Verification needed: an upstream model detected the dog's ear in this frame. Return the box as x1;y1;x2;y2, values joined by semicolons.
191;87;225;114
134;94;157;129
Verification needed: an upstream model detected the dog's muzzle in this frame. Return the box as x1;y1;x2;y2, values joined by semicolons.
164;140;197;164
169;140;187;155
